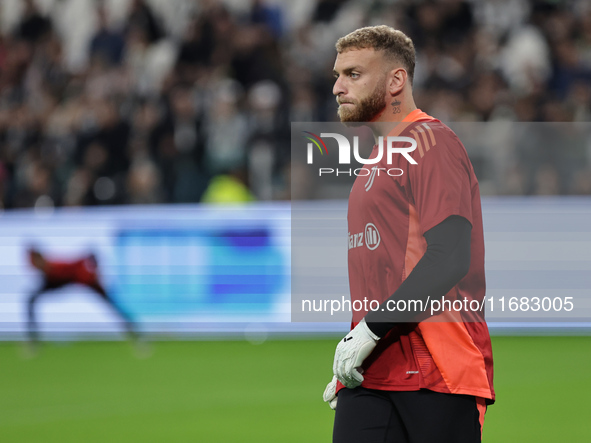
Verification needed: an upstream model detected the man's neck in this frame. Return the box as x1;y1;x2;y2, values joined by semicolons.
375;100;417;123
370;96;418;140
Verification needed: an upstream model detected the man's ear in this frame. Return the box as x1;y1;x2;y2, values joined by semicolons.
388;68;407;96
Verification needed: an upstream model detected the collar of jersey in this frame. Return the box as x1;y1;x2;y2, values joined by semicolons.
402;109;434;122
371;109;436;150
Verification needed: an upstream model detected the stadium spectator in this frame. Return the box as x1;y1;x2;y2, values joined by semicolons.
16;0;52;45
125;0;163;44
89;4;125;67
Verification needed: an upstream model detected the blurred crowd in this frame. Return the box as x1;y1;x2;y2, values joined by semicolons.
0;0;591;210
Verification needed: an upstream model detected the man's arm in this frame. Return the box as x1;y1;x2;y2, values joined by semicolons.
364;215;472;337
331;215;471;388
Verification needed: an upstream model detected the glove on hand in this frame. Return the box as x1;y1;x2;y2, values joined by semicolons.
323;375;338;410
333;319;379;389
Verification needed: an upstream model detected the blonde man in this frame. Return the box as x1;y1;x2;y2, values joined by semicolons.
323;26;494;443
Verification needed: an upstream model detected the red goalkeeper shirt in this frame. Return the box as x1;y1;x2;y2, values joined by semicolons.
42;256;100;286
341;109;495;402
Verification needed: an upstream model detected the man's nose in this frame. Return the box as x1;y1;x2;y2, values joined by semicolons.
333;76;346;96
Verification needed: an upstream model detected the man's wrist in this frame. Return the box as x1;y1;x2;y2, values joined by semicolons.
363;316;390;339
359;318;381;341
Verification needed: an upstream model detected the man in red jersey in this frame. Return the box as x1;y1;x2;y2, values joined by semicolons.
27;247;137;344
322;26;494;442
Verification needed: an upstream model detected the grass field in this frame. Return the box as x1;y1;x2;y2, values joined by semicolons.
1;336;590;442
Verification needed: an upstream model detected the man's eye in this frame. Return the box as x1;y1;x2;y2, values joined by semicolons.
350;73;360;79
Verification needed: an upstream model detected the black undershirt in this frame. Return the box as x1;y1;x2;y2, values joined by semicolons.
365;215;472;338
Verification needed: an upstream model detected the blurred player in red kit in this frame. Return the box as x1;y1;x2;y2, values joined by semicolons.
27;247;137;344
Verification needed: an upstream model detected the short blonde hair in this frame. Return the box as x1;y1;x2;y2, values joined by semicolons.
336;25;415;84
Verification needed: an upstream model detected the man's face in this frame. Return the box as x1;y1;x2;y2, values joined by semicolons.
333;48;388;123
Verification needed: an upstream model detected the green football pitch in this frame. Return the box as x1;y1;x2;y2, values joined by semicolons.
1;336;590;442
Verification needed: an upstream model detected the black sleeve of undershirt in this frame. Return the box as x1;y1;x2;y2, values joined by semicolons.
364;215;472;338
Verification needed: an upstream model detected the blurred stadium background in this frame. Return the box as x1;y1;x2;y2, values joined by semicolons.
0;0;590;442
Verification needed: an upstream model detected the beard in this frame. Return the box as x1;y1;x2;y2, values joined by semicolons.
337;81;387;123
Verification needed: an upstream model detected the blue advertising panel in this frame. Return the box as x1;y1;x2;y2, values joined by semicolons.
0;203;296;339
0;198;589;340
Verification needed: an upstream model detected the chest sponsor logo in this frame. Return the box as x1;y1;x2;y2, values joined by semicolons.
348;223;381;251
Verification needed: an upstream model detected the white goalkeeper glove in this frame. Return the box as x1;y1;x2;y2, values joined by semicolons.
323;375;338;410
333;319;380;389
